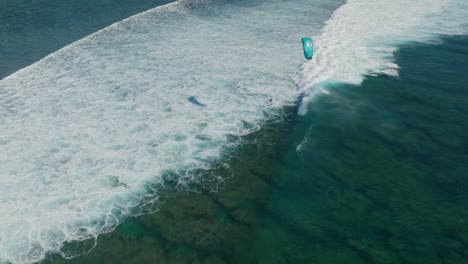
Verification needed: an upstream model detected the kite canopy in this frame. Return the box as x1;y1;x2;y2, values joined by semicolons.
301;37;313;60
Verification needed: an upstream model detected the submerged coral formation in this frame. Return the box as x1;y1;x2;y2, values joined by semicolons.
43;107;296;264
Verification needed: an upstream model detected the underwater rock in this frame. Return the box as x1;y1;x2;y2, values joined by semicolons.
443;250;468;264
459;233;468;244
216;172;270;209
166;253;195;264
137;190;250;257
230;205;258;227
45;231;167;264
140;192;216;225
162;217;246;253
347;238;400;264
203;255;226;264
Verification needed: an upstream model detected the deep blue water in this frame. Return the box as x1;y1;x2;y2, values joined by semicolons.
1;0;467;263
0;0;173;79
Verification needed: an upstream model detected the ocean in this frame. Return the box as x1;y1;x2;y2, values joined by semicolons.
0;0;467;263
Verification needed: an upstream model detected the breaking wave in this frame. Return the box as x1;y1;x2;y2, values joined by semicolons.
295;0;468;115
0;0;339;262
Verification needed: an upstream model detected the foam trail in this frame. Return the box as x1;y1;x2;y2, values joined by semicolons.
0;0;340;262
295;0;468;115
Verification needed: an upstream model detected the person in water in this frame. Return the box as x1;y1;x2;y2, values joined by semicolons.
267;99;273;106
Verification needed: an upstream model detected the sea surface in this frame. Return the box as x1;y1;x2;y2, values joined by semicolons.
1;0;467;263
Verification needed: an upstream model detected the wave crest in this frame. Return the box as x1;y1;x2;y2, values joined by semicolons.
295;0;468;115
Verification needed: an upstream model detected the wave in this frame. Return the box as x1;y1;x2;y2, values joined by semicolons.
295;0;468;115
0;0;339;262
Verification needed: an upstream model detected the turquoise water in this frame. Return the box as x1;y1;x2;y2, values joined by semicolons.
1;0;468;263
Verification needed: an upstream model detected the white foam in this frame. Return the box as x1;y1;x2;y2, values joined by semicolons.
295;0;468;115
0;0;339;262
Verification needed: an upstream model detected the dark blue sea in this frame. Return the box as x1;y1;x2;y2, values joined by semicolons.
0;0;467;263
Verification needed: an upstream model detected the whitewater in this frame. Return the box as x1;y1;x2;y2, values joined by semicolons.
0;0;467;263
295;0;468;114
0;0;337;262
